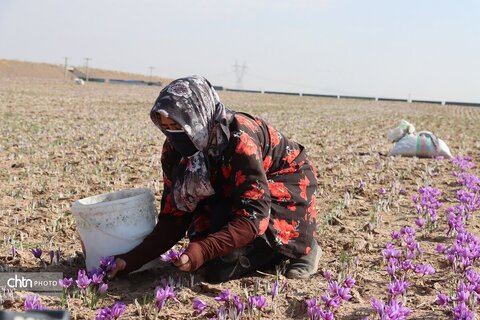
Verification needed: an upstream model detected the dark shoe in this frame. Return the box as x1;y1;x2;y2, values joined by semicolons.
285;240;322;279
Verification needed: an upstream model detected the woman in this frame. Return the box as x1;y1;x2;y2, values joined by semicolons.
108;76;321;283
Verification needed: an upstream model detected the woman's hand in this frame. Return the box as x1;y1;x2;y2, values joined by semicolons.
173;254;192;272
107;258;126;279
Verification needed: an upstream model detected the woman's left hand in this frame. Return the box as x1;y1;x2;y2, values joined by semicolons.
173;254;192;272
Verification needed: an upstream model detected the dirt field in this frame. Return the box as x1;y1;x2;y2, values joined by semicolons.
0;59;171;83
1;75;480;319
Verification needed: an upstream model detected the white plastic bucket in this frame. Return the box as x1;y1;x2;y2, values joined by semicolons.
71;188;157;271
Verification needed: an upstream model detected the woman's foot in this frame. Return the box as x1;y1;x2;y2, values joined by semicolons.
285;240;322;279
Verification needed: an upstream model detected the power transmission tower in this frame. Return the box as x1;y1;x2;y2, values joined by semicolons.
233;61;247;89
63;57;69;80
148;66;155;84
84;58;92;82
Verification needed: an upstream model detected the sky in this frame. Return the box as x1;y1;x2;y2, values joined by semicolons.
1;0;479;102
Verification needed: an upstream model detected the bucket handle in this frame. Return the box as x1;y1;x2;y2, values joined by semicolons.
74;213;153;242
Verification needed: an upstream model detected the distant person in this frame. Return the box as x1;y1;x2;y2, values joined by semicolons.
108;76;321;283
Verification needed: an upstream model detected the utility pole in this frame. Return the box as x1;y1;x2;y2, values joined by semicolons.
63;57;68;80
84;58;91;82
148;66;155;84
233;61;247;89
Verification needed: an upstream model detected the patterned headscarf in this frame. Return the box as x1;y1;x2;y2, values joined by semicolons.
150;76;235;212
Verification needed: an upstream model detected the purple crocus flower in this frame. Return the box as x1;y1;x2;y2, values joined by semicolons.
58;277;73;289
328;282;352;301
371;298;411;319
232;294;245;314
76;269;91;290
110;302;126;318
271;281;279;299
98;283;108;294
436;244;446;254
456;282;471;302
91;273;104;285
415;218;426;229
24;294;46;311
320;310;335;320
89;267;105;278
451;156;475;171
11;246;16;258
320;294;341;309
95;306;112;320
400;226;416;237
452;302;474;320
248;295;267;310
466;269;480;286
214;288;231;303
344;276;356;288
386;258;397;277
388;277;410;297
370;298;385;316
31;248;42;259
155;285;178;311
385;298;411;319
305;298;318;309
160;247;186;263
382;243;402;259
216;306;228;319
192;298;208;315
400;260;414;272
55;249;61;263
414;263;435;276
49;250;54;264
323;271;332;281
307;304;323;320
379;187;386;195
390;231;401;241
100;256;117;272
436;292;449;306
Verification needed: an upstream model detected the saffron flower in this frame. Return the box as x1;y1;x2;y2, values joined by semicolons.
388;277;410;298
414;263;435;276
111;302;127;318
76;269;92;290
248;295;267;310
344;277;356;288
99;283;108;294
232;294;246;314
214;288;231;304
323;271;332;281
31;248;42;259
271;281;279;299
100;256;117;272
95;302;126;320
24;294;46;311
370;298;411;319
91;273;104;285
436;293;449;306
58;277;73;289
49;250;54;264
192;298;208;315
154;285;178;311
160;247;186;263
